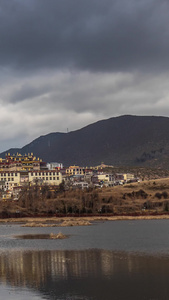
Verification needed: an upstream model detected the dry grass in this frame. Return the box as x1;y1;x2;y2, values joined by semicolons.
21;218;91;227
1;177;169;219
3;215;169;226
49;232;67;239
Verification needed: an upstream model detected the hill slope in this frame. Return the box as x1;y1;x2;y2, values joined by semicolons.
2;115;169;167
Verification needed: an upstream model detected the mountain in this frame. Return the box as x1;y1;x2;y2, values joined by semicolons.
1;115;169;168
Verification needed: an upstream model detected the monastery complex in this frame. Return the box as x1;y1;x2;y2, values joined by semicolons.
0;153;62;198
0;153;136;201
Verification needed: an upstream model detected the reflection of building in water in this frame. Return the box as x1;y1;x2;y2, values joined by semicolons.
100;250;114;275
0;249;167;290
0;250;115;288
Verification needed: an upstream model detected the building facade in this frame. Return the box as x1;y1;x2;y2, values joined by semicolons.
66;166;85;176
28;170;62;185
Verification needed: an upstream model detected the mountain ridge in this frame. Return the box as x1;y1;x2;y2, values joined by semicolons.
1;115;169;167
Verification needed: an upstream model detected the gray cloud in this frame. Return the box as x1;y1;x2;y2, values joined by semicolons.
0;0;169;73
8;83;52;103
0;0;169;152
0;69;169;152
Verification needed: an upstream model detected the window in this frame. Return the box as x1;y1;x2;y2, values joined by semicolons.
46;177;48;180
50;177;52;180
15;173;17;176
57;177;59;180
53;177;55;180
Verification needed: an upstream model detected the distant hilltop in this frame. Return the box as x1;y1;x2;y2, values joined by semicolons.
1;115;169;168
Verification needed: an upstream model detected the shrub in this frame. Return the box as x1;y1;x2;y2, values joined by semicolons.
162;191;168;199
155;192;162;199
143;200;152;209
164;201;169;212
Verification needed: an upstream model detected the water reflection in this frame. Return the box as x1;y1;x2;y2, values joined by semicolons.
0;249;169;299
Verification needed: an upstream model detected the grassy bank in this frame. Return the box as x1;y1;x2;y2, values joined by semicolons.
1;214;169;226
1;177;169;219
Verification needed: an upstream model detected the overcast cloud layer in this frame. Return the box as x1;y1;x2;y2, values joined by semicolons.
0;0;169;152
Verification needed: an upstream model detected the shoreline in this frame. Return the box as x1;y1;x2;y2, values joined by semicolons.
1;214;169;225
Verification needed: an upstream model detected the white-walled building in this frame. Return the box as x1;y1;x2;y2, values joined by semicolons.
28;170;62;185
0;171;21;191
0;169;63;192
97;173;115;185
47;162;63;170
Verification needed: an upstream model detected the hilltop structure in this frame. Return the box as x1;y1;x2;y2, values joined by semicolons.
0;153;63;200
0;152;45;171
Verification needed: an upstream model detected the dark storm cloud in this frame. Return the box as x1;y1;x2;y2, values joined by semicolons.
1;0;169;152
0;0;169;73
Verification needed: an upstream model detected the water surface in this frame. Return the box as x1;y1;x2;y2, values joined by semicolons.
0;219;169;299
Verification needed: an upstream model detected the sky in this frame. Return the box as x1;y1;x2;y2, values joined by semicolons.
0;0;169;152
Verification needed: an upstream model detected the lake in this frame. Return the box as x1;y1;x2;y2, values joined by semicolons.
0;219;169;299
